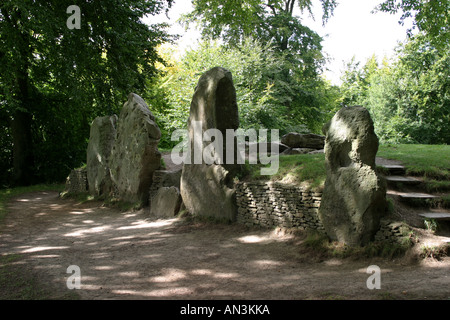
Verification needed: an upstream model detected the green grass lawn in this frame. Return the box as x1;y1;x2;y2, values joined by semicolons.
242;153;326;190
243;144;449;191
377;144;449;180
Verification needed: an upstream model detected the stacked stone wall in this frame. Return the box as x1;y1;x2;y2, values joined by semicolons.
236;181;324;232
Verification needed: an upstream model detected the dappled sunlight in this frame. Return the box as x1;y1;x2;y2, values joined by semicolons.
236;230;294;244
116;219;178;231
21;246;69;253
238;235;268;243
2;191;450;300
64;225;112;237
252;259;283;268
151;268;187;283
30;254;60;259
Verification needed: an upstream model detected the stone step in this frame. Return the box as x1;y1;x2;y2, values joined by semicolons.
379;164;406;175
385;175;421;186
419;212;450;221
396;192;440;207
398;192;439;200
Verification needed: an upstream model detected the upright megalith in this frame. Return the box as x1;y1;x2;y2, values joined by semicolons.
86;115;117;196
180;67;241;221
109;93;162;205
318;106;386;246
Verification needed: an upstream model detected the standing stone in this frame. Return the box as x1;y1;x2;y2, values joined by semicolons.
150;186;182;218
318;106;386;246
86;115;117;196
109;93;161;205
180;67;241;221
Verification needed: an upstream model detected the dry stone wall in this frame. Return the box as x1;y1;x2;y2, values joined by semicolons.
236;181;325;232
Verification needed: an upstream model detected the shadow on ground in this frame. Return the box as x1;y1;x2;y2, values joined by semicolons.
0;191;449;300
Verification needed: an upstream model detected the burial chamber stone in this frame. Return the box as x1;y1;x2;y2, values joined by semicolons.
318;106;386;246
281;132;325;150
150;186;182;218
86;115;117;196
109;93;162;205
180;67;241;221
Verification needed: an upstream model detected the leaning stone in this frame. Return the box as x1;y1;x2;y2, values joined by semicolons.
86;115;117;196
109;93;161;205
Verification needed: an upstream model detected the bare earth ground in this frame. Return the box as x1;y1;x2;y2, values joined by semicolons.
0;191;449;300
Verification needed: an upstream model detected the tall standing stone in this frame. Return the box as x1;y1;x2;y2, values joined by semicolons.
318;106;386;246
86;115;117;196
180;67;241;221
109;93;161;205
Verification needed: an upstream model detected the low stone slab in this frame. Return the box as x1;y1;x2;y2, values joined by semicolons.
109;93;162;205
150;186;182;218
281;133;325;150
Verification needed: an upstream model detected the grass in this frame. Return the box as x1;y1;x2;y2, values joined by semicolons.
377;144;450;180
242;153;326;190
0;184;65;223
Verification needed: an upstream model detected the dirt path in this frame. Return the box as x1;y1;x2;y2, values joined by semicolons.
0;191;449;300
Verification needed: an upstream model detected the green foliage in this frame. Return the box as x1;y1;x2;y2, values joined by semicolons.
375;0;450;49
340;34;450;144
0;0;174;186
181;0;337;49
173;0;341;140
148;37;341;149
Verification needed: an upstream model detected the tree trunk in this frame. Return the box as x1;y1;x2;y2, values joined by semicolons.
11;109;34;186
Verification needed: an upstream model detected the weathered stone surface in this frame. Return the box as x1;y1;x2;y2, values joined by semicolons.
109;93;161;205
318;106;386;246
180;67;241;221
149;169;182;202
281;133;325;149
65;168;88;194
308;149;324;154
86;115;117;196
150;186;182;218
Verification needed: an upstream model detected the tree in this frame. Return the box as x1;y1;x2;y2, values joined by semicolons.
0;0;173;185
182;0;337;48
340;54;380;107
375;0;450;48
180;0;338;133
148;37;341;149
340;34;450;144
